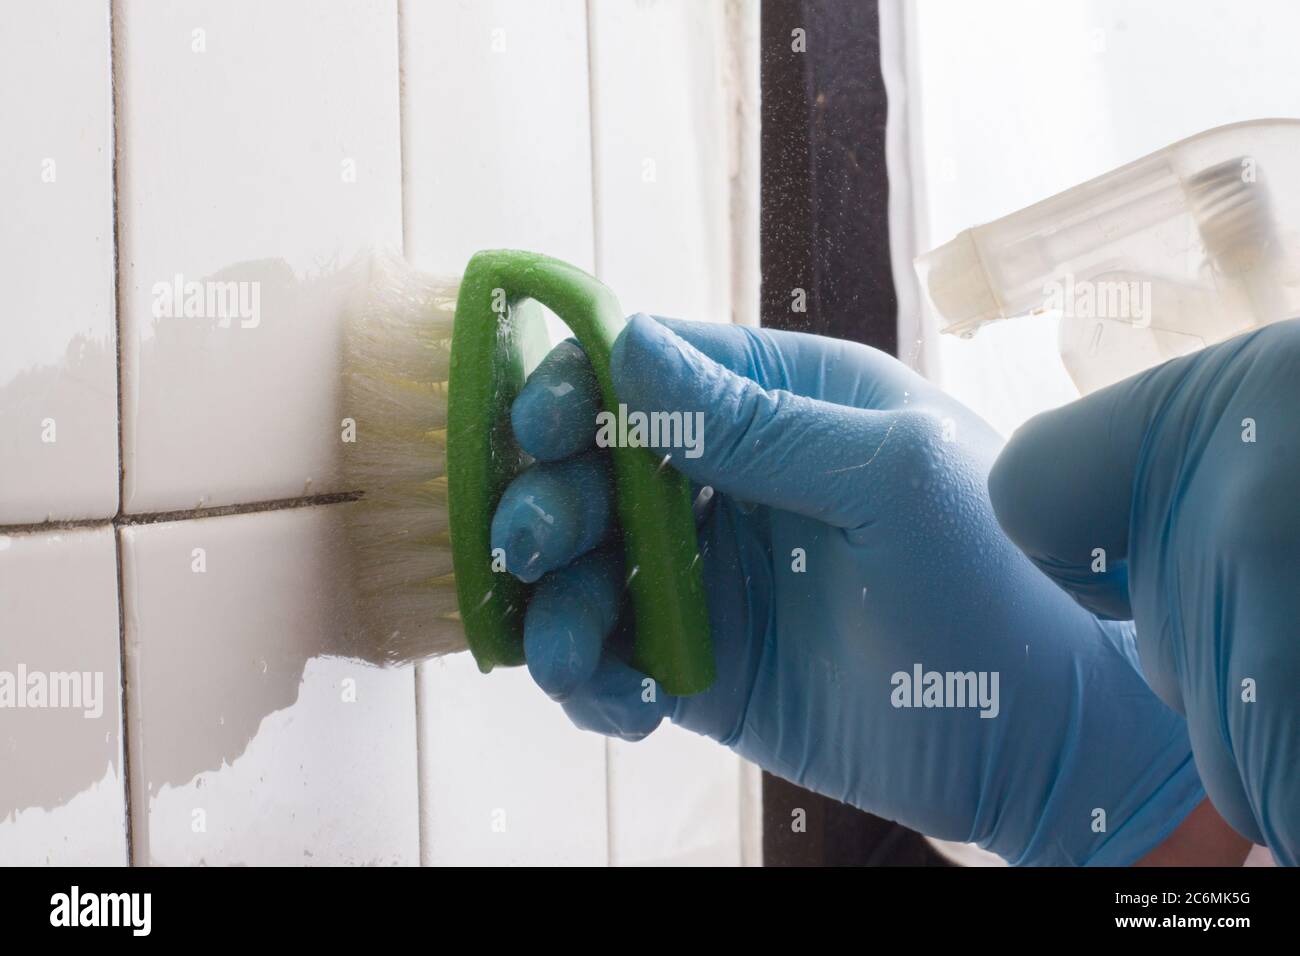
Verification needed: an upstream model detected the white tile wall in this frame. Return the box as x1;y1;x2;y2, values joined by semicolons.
115;0;402;512
608;728;743;866
587;0;734;322
119;506;419;865
402;0;595;277
0;527;126;865
2;0;755;867
418;656;607;865
0;0;117;524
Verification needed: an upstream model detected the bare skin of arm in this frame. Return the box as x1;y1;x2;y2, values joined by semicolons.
1136;799;1253;866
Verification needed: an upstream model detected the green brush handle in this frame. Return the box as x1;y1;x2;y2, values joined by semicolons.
448;250;715;696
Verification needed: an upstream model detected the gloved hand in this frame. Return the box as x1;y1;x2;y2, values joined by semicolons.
491;314;1203;865
990;318;1300;865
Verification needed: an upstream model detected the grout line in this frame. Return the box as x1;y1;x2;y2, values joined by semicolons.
107;0;135;867
0;517;114;535
0;491;363;536
110;7;126;520
396;0;411;267
111;522;136;866
114;491;362;527
582;0;614;868
414;665;429;866
603;736;615;867
583;0;604;281
395;0;428;868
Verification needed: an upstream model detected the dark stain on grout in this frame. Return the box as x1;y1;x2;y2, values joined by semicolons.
114;490;364;527
0;491;365;537
0;517;116;535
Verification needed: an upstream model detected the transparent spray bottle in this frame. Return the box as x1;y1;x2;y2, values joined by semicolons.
915;120;1300;394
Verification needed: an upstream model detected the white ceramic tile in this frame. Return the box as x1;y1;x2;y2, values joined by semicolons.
402;0;609;865
0;527;126;865
607;727;742;866
116;0;402;513
0;0;116;524
120;505;418;866
587;0;733;322
417;655;608;865
402;0;594;278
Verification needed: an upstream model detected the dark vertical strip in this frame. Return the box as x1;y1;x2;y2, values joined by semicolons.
108;0;136;868
759;0;944;867
760;0;898;350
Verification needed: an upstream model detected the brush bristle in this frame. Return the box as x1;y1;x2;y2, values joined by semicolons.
341;255;467;665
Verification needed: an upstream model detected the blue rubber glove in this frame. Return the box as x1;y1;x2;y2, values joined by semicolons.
990;318;1300;865
492;314;1204;865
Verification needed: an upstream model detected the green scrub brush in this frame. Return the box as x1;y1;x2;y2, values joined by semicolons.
341;250;715;696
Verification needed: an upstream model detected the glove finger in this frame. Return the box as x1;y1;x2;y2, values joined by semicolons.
524;546;624;700
559;652;676;741
489;450;612;583
526;548;677;740
511;338;602;461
